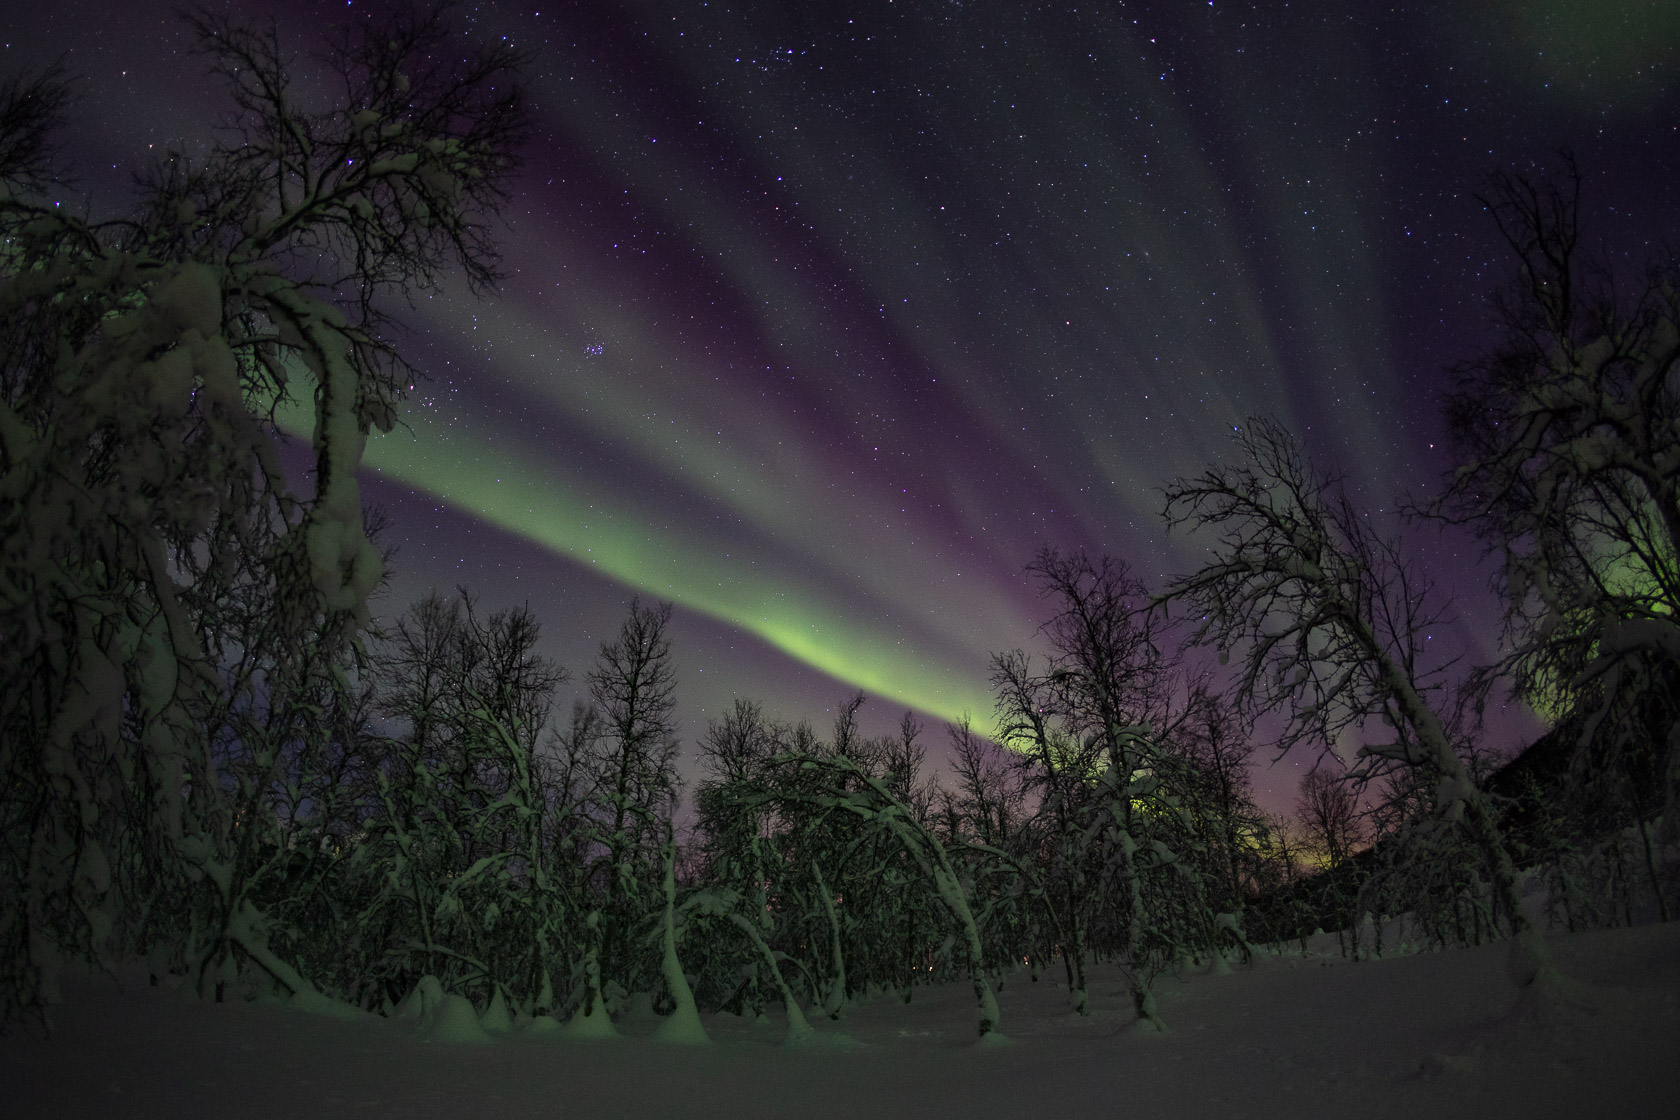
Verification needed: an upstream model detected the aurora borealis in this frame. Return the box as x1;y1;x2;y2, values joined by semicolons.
12;0;1679;803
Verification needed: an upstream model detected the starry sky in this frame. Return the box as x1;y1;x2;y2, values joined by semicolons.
10;0;1679;808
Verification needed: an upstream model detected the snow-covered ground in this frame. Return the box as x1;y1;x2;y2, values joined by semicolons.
6;924;1676;1119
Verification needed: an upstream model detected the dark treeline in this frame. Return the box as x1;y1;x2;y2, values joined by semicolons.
2;7;1676;1040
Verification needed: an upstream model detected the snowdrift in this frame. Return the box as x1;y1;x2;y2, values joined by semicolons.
4;923;1675;1120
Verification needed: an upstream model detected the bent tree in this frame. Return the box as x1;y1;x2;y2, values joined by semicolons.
731;749;1004;1040
1159;419;1553;988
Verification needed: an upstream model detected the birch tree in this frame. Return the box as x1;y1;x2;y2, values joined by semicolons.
0;4;527;1027
989;649;1097;1014
1296;766;1363;873
579;598;682;1002
360;590;564;1009
1160;418;1553;988
1437;157;1680;904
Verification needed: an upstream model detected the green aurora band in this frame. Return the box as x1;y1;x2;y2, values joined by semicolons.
280;393;1001;726
251;0;1673;746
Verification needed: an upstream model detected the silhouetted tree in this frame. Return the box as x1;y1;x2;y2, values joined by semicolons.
991;548;1229;1029
0;3;527;1028
579;597;682;1000
359;590;565;1009
1172;682;1265;926
1438;156;1680;917
691;698;784;1018
990;647;1098;1013
1296;766;1363;872
1160;418;1552;989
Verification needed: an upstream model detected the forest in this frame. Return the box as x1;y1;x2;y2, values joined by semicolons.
1;5;1676;1057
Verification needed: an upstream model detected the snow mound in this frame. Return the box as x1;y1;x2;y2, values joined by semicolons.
561;1005;620;1041
422;994;493;1044
650;1004;710;1045
523;1014;564;1036
481;988;513;1034
287;989;365;1021
394;975;444;1022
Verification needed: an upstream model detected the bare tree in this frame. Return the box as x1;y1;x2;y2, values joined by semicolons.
0;3;527;1028
586;597;681;865
1437;157;1680;911
1295;767;1363;872
691;698;784;1018
360;590;565;1007
580;597;682;999
880;710;936;819
941;716;1028;852
0;64;72;210
990;648;1097;1014
989;548;1226;1029
1160;418;1553;989
937;717;1043;983
1175;682;1264;920
734;746;1004;1039
1441;157;1680;675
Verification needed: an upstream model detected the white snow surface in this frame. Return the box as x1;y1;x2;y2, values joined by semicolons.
421;995;493;1045
5;924;1676;1119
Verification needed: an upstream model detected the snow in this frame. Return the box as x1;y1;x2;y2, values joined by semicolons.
1597;617;1680;662
149;262;222;338
649;1001;711;1047
652;846;710;1046
481;989;512;1034
5;924;1676;1119
394;976;444;1023
421;995;493;1045
559;1004;619;1041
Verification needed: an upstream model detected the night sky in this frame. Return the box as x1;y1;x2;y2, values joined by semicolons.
10;0;1679;808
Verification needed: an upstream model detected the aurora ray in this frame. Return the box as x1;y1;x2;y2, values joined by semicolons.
23;0;1678;799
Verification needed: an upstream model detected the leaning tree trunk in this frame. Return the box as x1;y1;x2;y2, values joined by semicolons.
651;842;707;1044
